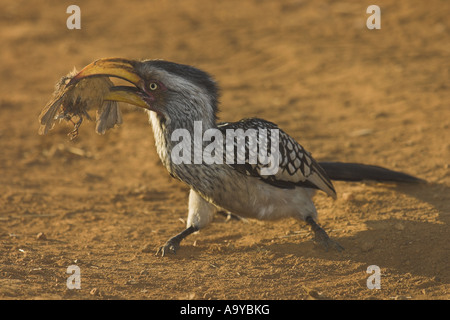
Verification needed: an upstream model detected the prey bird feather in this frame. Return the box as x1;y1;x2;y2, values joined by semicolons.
39;58;424;256
38;68;122;139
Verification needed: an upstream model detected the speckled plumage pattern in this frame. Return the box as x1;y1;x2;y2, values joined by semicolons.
134;60;350;255
139;62;336;231
217;118;336;198
39;58;422;256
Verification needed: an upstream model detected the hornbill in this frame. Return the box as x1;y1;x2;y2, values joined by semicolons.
69;58;423;256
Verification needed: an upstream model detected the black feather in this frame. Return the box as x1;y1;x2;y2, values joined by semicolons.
318;162;425;183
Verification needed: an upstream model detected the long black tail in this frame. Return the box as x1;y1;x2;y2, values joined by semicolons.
318;162;425;183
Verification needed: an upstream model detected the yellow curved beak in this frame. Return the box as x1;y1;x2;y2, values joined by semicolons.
103;86;148;109
70;57;149;109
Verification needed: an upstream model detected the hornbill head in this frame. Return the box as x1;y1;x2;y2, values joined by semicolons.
70;58;219;126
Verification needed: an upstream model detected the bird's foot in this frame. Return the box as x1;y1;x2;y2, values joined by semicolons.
155;237;180;257
67;117;83;140
305;216;344;252
155;225;199;257
217;211;244;222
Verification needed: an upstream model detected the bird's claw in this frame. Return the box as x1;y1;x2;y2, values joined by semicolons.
155;239;180;257
312;228;344;252
155;226;199;257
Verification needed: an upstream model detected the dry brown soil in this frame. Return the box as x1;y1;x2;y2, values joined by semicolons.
0;0;449;300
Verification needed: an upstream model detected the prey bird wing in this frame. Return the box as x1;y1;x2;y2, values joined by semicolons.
38;68;122;137
96;101;123;135
217;118;337;199
38;71;76;135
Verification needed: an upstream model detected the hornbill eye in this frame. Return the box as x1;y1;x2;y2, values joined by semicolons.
148;82;158;91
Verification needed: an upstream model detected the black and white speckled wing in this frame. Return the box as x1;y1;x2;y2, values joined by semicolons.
217;118;336;198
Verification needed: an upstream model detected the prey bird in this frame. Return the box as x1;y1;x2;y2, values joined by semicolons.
69;58;423;256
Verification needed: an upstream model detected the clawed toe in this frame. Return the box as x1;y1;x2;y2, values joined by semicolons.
155;240;179;257
154;226;199;257
155;225;199;257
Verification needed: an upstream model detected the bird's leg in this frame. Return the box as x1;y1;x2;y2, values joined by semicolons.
156;225;199;257
305;216;344;252
217;210;242;222
155;190;216;257
67;117;83;140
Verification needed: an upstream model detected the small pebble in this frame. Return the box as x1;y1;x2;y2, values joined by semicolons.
350;128;373;137
90;288;100;296
141;243;153;253
36;232;47;241
342;192;354;201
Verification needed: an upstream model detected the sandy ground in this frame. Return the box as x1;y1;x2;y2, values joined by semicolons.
0;0;448;300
